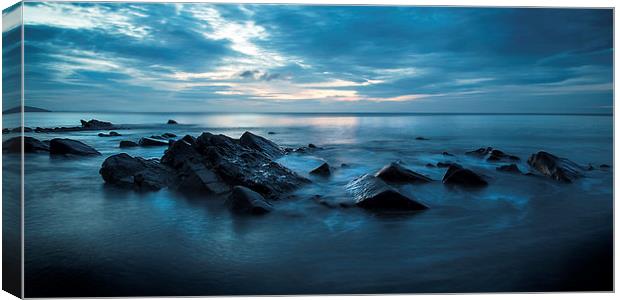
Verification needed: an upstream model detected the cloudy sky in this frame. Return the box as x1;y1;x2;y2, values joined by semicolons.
5;3;614;113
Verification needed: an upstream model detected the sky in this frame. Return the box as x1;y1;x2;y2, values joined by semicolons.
2;3;614;113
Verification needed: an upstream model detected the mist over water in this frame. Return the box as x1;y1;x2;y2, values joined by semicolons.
9;112;612;296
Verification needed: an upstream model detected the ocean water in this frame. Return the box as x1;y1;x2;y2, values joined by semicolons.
4;112;613;296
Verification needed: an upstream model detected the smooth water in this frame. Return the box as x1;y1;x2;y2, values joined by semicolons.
7;112;612;296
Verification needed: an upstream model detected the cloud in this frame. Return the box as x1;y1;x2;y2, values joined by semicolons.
19;3;613;113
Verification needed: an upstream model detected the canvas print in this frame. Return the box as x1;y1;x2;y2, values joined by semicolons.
1;2;614;297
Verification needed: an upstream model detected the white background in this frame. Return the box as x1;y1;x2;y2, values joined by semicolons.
0;0;616;299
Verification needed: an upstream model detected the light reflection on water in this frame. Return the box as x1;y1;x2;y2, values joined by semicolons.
11;112;613;296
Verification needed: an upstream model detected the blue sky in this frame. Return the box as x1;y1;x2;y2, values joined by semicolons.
6;3;614;113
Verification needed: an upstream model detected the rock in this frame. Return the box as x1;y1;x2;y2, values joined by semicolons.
49;138;101;156
227;186;273;214
3;136;49;153
239;131;284;159
308;143;317;148
195;132;309;197
345;174;428;211
341;163;349;167
81;119;113;129
2;128;9;134
442;165;487;187
375;162;432;184
600;164;611;169
176;162;230;194
527;151;584;183
119;140;138;148
139;137;170;146
496;164;521;173
415;137;429;140
268;131;276;135
167;119;178;124
442;151;454;156
587;164;595;171
466;147;520;162
162;133;176;138
425;163;435;168
310;162;331;176
100;153;173;191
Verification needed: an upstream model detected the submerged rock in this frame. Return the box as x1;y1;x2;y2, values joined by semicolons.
162;133;176;138
98;131;121;137
119;140;138;148
139;137;170;146
310;162;331;176
527;151;584;183
100;153;173;191
345;174;428;211
49;138;100;156
496;164;521;173
167;119;178;124
442;165;487;187
437;162;460;168
466;147;520;162
227;186;273;214
442;151;454;156
308;143;317;148
375;162;432;184
600;164;611;169
415;137;429;140
3;136;50;153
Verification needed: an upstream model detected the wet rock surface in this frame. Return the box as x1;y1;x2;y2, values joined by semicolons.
466;147;520;162
49;138;101;156
375;162;432;184
442;165;488;187
527;151;584;183
310;162;331;176
227;186;273;214
239;131;284;159
3;136;50;153
139;137;170;147
100;153;173;191
345;174;428;211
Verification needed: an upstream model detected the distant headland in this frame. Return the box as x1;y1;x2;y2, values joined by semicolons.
3;106;51;114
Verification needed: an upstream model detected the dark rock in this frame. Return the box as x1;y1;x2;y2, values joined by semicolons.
442;165;487;187
176;161;230;194
442;151;454;156
310;162;331;176
195;132;309;197
425;163;435;168
587;164;595;171
268;131;276;135
2;128;9;134
375;162;432;184
3;136;49;153
100;153;173;191
466;147;520;162
341;163;349;167
162;133;176;138
239;131;284;159
527;151;584;183
415;137;429;140
345;174;428;211
119;140;138;148
81;119;113;129
600;164;611;169
167;119;178;124
49;138;100;156
496;164;521;173
227;186;273;214
139;137;170;147
308;143;317;148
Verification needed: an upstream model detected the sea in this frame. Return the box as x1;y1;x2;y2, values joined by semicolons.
2;112;613;296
